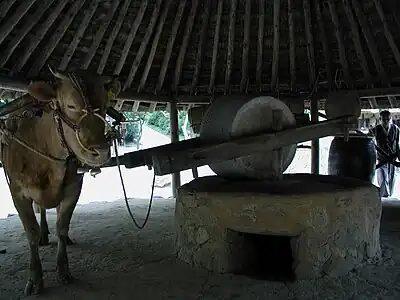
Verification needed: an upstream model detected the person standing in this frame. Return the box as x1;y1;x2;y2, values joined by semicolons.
370;110;400;197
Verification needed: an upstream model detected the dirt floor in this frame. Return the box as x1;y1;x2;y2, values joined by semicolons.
1;197;400;300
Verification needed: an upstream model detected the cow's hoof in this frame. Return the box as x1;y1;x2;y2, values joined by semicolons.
24;278;44;296
66;236;74;245
39;235;50;246
57;272;74;284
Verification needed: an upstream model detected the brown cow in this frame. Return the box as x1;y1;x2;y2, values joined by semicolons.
0;68;121;295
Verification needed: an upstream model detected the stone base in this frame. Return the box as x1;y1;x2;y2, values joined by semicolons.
175;174;382;279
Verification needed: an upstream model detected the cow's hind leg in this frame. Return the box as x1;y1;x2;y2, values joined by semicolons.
39;207;50;246
13;196;44;295
56;176;83;283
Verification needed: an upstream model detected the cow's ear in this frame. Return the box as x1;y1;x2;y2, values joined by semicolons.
28;81;55;103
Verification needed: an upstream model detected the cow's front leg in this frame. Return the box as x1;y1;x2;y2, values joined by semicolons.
39;207;50;246
13;196;44;295
56;205;74;245
56;176;82;284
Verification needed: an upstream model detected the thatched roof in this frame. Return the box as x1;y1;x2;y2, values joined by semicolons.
0;0;400;111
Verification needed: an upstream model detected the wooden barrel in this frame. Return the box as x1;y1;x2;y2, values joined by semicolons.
328;135;376;182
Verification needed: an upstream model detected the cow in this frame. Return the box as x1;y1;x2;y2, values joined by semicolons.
0;68;121;296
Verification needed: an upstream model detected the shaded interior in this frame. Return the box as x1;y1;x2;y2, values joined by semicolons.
233;232;296;282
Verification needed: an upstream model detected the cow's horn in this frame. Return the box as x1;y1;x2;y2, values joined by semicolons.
48;65;68;80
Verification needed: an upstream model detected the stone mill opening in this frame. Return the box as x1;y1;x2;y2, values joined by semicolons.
233;231;296;282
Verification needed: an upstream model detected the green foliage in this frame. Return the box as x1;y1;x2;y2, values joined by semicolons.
145;110;187;140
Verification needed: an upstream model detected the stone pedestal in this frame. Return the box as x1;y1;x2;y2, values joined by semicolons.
175;174;382;279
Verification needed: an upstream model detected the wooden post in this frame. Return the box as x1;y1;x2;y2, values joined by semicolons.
311;97;320;174
169;100;181;198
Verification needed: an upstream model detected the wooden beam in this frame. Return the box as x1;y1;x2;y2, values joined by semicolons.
240;0;251;93
342;0;373;84
9;1;67;76
314;0;333;90
327;1;352;87
0;0;53;69
59;0;99;71
150;116;357;176
148;103;157;112
373;0;400;69
169;100;180;198
123;0;162;91
208;0;223;93
351;0;388;84
173;0;199;92
368;97;378;109
0;0;35;45
138;0;172;93
132;101;140;112
97;0;131;74
27;0;86;78
287;0;296;91
114;0;148;75
191;0;211;95
225;0;237;94
82;0;119;70
156;0;186;94
271;0;280;90
388;96;398;108
256;0;265;91
303;0;316;87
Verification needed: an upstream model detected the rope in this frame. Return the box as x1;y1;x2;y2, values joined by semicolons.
113;138;154;229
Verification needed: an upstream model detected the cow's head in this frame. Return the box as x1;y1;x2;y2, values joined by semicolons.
27;67;121;167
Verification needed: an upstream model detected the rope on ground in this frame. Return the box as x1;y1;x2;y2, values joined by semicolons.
113;139;154;229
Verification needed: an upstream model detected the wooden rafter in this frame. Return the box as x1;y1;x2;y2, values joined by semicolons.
156;0;186;94
123;0;162;91
97;0;132;74
114;0;148;76
10;0;67;76
0;0;54;69
59;0;98;71
82;0;120;70
173;0;199;92
256;0;265;91
314;0;333;90
327;0;352;87
373;0;400;70
342;0;372;84
0;0;18;22
288;0;296;91
191;0;211;95
225;0;237;94
138;0;172;93
27;0;86;78
240;0;251;93
271;0;280;90
0;0;35;45
303;0;316;87
351;0;388;84
209;0;223;93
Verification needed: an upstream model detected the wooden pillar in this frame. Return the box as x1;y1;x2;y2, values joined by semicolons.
169;100;181;198
311;97;320;174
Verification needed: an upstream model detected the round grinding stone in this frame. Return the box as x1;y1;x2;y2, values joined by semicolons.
200;95;297;180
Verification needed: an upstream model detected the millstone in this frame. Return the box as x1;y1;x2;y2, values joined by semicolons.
199;95;297;180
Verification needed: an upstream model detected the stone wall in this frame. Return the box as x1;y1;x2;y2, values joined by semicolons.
175;174;382;279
